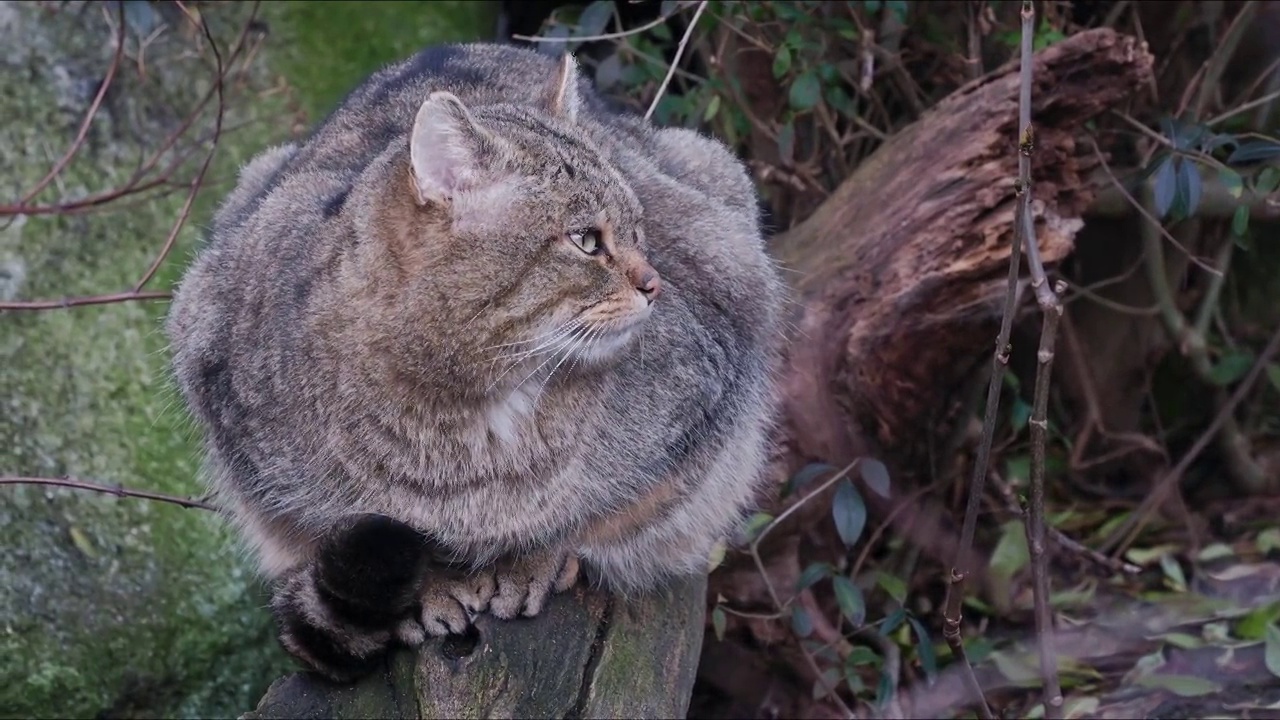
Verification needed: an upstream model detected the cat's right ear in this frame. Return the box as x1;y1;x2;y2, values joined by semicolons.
409;91;493;207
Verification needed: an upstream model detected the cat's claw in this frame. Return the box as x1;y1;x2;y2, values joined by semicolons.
490;551;581;619
418;569;496;636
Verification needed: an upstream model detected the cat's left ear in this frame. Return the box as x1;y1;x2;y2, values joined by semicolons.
543;53;581;122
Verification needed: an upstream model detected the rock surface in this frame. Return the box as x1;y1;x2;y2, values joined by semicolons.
0;1;496;716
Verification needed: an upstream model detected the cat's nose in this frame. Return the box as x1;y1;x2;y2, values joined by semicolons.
631;266;662;304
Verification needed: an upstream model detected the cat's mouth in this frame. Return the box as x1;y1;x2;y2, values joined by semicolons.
575;304;651;363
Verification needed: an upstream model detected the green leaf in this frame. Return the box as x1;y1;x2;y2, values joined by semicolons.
1177;158;1202;217
1159;553;1187;592
575;0;614;37
791;604;814;637
741;512;774;541
825;84;856;117
907;616;938;684
860;458;892;498
1153;155;1177;219
832;479;867;547
703;94;721;122
594;52;623;90
874;668;894;709
1218;167;1244;198
989;520;1030;590
846;645;880;667
1208;352;1255;386
1232;204;1251;238
1228;139;1280;164
1235;601;1280;640
1134;674;1222;697
786;462;835;496
1258;166;1280;195
1006;455;1031;484
772;46;792;78
711;606;727;641
880;607;906;635
812;667;842;699
1265;624;1280;679
833;575;866;626
880;568;911;602
789;71;822;111
1258;526;1280;553
797;561;833;590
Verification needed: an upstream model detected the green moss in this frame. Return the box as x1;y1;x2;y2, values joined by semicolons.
262;0;499;118
2;0;503;716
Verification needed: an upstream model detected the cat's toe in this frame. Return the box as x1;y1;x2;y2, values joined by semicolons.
491;551;578;619
420;589;471;636
395;617;427;647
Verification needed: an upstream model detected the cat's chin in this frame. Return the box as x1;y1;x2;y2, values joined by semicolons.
574;325;639;365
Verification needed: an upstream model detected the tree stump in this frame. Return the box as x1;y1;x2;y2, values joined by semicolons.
243;574;706;719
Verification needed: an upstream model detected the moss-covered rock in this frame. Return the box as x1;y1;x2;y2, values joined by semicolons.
0;1;496;716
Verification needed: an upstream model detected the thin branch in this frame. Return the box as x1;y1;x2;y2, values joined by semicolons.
133;0;228;292
989;472;1140;575
0;290;170;311
1099;320;1280;556
13;2;126;207
512;1;693;44
1011;5;1063;716
645;0;709;122
1;476;218;512
750;460;862;719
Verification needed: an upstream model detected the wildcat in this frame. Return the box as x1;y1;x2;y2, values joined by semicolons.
166;42;785;681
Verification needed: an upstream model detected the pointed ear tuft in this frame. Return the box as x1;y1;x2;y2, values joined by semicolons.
409;92;492;207
545;53;581;122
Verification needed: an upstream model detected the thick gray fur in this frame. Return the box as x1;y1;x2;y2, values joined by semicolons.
167;42;785;676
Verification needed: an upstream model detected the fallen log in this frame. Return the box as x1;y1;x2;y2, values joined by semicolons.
704;27;1155;717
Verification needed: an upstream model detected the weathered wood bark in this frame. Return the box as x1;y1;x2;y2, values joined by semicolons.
243;574;705;719
702;28;1155;717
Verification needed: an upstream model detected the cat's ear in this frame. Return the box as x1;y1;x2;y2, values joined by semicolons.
543;53;581;122
409;91;494;207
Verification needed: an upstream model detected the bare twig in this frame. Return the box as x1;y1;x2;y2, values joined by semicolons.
990;472;1141;575
1135;186;1266;493
0;290;171;311
645;0;708;122
14;2;125;208
750;460;863;719
1008;5;1064;716
133;0;228;292
1;476;218;512
1099;320;1280;555
513;0;692;43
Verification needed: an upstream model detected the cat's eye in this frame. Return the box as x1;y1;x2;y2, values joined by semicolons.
568;228;604;256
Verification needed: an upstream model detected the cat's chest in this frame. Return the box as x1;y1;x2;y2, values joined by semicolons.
480;385;538;446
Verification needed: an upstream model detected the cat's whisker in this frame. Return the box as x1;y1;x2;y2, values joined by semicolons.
534;324;600;403
481;318;585;353
501;327;586;395
483;319;587;383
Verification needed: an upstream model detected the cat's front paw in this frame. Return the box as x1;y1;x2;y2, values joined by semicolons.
417;567;497;636
489;550;580;620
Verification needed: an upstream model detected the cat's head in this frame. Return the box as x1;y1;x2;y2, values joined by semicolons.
360;55;661;395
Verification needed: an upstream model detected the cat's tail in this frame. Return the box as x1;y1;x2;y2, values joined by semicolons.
269;513;440;682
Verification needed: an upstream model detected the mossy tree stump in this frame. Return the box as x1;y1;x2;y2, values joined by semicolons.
243;574;706;719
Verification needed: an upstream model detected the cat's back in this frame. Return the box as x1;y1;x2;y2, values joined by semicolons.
288;44;606;175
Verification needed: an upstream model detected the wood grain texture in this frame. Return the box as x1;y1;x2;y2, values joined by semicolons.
243;573;706;719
